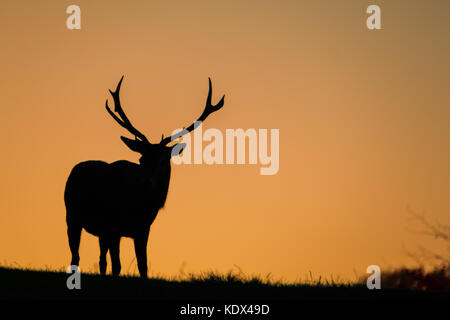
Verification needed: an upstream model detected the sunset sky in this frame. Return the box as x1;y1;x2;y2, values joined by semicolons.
1;0;449;282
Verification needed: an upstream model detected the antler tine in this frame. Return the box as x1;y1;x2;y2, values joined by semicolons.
105;76;149;143
160;78;225;145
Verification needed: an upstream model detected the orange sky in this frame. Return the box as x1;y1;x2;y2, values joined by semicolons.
1;0;449;281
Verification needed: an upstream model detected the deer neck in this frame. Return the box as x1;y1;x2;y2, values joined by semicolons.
139;164;170;190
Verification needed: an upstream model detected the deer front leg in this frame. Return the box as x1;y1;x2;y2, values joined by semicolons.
99;236;108;275
109;236;122;276
134;231;149;278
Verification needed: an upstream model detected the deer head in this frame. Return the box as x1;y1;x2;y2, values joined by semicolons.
105;76;225;176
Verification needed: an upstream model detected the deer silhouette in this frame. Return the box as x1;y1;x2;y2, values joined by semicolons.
64;76;225;277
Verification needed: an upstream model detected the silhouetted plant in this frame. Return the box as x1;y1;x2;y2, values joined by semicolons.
364;208;450;291
381;264;449;291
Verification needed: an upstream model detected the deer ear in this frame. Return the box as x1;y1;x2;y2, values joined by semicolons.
170;143;186;158
120;136;145;154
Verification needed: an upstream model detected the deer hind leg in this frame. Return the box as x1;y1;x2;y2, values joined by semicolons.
99;236;109;275
67;223;82;266
109;236;122;276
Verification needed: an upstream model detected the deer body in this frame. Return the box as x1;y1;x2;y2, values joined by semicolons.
65;76;224;277
65;160;170;237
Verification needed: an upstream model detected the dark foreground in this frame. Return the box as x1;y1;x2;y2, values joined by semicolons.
0;267;448;301
1;267;449;318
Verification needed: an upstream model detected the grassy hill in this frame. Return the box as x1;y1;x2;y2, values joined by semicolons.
0;266;448;300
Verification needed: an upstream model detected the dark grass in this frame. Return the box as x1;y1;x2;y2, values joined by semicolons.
380;265;450;292
1;267;449;300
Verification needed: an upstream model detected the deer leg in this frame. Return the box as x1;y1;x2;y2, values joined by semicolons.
67;223;82;266
134;230;149;278
109;236;121;276
99;236;108;275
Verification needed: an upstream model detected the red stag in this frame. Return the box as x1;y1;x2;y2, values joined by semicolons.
64;76;225;277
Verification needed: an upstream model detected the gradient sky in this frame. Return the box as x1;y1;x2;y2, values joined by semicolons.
1;0;449;281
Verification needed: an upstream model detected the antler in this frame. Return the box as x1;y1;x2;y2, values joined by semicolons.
105;76;149;143
160;78;225;145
